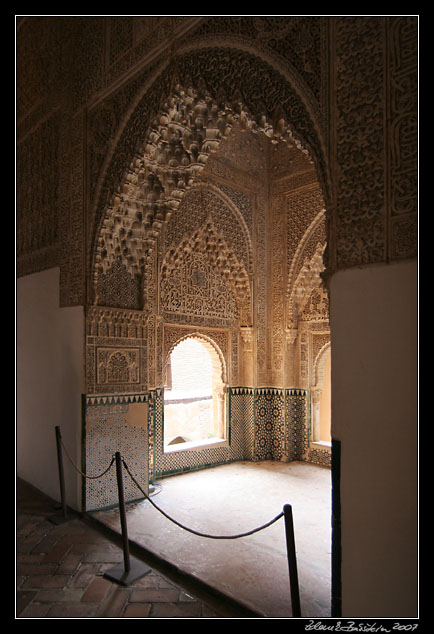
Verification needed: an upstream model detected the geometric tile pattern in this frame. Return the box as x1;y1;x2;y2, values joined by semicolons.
83;387;330;509
285;389;331;467
146;386;331;480
83;394;149;511
305;445;332;468
286;390;331;468
147;386;330;479
228;388;255;461
285;389;309;461
254;388;286;461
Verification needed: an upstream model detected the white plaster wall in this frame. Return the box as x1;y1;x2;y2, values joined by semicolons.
330;260;418;617
17;268;85;510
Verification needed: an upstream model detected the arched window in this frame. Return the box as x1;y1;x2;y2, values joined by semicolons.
163;337;227;451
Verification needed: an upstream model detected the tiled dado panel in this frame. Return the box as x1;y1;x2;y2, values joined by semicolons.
285;389;309;461
254;389;286;461
228;388;255;461
305;445;331;468
254;388;314;463
249;387;330;467
83;394;149;510
285;389;331;467
82;388;329;509
147;387;329;480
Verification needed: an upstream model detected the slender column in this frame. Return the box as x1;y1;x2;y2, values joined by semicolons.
240;326;254;386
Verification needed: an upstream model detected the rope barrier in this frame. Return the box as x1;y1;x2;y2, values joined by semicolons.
121;457;284;540
120;454;301;615
52;428;301;615
60;439;115;479
51;426;115;525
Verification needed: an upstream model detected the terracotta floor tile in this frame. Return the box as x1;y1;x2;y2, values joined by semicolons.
150;601;203;618
56;552;82;574
19;602;51;618
33;588;84;603
129;587;180;603
16;591;37;616
21;574;70;590
42;541;73;563
68;564;102;588
17;563;58;576
123;603;152;618
134;572;161;588
16;477;250;619
17;535;45;554
47;603;100;618
82;551;124;564
30;535;58;554
17;553;46;564
81;576;112;603
97;587;130;617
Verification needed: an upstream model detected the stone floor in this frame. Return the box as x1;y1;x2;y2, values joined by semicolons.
91;460;332;619
16;478;259;619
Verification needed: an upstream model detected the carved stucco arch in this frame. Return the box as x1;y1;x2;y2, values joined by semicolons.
287;207;327;329
160;221;251;327
159;182;253;325
178;32;325;147
164;332;227;386
88;46;329;307
178;182;254;274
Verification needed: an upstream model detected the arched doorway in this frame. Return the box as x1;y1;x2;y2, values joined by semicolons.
164;336;226;450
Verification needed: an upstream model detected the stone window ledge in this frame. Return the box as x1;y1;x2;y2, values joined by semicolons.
163;437;228;454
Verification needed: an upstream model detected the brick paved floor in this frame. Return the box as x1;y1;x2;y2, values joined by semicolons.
16;479;256;619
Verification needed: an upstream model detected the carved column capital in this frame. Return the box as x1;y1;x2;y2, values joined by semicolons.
311;387;322;404
240;326;254;348
286;327;298;345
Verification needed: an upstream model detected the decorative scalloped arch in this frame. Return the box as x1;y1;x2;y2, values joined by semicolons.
164;332;227;385
88;47;329;304
160;188;253;326
178;182;254;274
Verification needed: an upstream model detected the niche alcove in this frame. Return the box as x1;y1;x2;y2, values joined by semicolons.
82;66;332;617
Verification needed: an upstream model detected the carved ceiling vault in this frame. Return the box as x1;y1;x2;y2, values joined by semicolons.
92;82;316;305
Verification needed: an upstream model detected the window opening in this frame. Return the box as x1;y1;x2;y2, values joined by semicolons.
318;351;331;444
311;347;332;448
163;337;226;451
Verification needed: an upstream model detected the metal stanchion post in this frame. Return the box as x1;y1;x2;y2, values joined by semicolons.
104;452;152;586
283;503;301;617
50;426;70;524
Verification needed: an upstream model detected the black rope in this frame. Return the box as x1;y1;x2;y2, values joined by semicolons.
122;457;284;540
61;439;115;480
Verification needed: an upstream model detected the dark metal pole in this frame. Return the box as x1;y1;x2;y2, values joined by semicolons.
55;426;68;519
283;503;301;617
114;451;131;573
104;453;151;585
